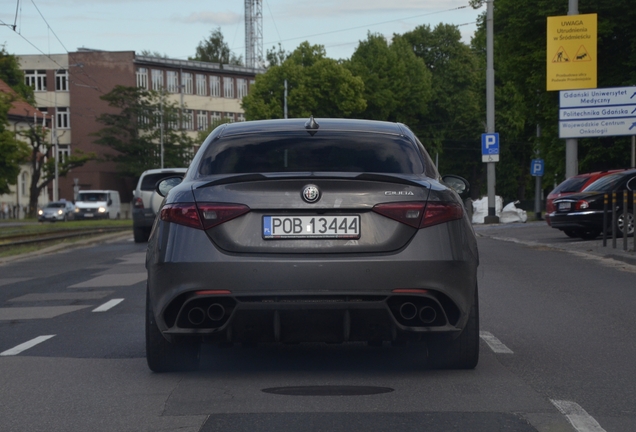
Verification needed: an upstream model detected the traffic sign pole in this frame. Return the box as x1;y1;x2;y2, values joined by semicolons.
485;0;499;224
566;0;579;179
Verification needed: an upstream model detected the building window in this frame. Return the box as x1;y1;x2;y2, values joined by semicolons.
56;107;70;129
57;145;70;162
151;70;163;91
224;112;235;123
237;78;248;99
21;172;28;196
237;113;245;122
167;71;179;93
196;74;206;96
25;70;47;91
136;68;148;89
182;109;194;130
183;73;193;94
197;110;208;130
211;111;222;124
223;77;234;98
210;76;220;97
56;69;68;91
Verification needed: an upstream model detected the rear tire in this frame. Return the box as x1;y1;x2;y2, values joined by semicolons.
133;226;150;243
617;212;634;237
426;285;479;369
146;289;200;373
563;229;580;238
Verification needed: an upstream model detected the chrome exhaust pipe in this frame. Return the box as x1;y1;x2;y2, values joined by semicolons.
399;302;418;320
207;303;226;321
419;306;437;324
187;307;206;325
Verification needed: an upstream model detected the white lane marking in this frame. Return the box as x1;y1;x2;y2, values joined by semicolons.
551;400;607;432
1;335;56;356
92;298;124;312
479;331;514;354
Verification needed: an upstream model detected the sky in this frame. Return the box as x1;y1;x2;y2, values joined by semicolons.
1;0;484;64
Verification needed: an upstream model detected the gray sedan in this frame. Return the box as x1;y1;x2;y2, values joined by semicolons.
146;118;479;372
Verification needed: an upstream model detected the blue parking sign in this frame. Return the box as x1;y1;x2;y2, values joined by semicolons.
531;159;544;176
481;133;499;156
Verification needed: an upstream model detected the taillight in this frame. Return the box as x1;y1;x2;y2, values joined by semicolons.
372;201;463;229
133;197;144;209
160;202;250;230
575;200;590;210
372;202;426;228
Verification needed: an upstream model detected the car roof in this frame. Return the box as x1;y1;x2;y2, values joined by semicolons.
218;118;404;138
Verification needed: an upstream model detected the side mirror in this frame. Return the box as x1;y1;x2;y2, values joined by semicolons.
108;199;113;206
442;174;470;198
156;176;184;197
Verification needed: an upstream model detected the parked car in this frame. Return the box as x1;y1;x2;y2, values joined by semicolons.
74;190;121;220
549;169;636;239
132;168;188;243
38;200;75;222
145;118;480;372
545;169;626;227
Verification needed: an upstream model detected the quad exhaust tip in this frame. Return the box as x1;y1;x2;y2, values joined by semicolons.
399;302;418;321
419;306;437;324
207;303;226;321
187;307;206;326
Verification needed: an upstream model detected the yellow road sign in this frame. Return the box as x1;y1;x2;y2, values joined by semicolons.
547;14;597;91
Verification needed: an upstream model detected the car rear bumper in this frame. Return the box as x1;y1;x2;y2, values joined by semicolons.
549;210;604;230
147;220;479;342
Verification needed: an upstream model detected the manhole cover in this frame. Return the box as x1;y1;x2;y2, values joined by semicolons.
262;385;394;396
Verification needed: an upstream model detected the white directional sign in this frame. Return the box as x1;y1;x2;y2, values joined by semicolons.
559;86;636;138
481;133;500;162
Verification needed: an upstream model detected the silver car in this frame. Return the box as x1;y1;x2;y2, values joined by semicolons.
38;200;75;222
146;118;479;372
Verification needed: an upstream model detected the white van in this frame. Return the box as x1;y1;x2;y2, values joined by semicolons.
74;190;121;220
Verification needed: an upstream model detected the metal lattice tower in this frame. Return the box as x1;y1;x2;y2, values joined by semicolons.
245;0;263;69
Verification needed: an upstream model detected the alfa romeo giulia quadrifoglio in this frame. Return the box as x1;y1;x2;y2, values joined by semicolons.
145;118;480;372
549;169;636;240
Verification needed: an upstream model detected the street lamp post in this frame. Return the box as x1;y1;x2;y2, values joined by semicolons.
484;0;499;224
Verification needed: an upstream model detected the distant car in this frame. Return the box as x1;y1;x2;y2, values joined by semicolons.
132;168;187;243
549;169;636;239
545;169;626;228
145;118;479;372
38;200;75;222
73;190;121;220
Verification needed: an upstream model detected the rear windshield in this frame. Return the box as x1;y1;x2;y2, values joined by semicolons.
198;132;424;175
583;173;627;192
140;173;182;191
551;176;589;194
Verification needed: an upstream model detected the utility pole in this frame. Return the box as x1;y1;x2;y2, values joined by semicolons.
284;80;288;119
565;0;579;178
484;0;499;224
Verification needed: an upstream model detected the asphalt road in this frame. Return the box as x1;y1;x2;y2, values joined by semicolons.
0;224;635;432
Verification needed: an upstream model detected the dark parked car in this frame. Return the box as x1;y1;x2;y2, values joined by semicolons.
545;169;626;227
132;168;187;243
549;169;636;239
146;118;480;372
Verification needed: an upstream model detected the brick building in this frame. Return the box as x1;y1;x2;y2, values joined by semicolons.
18;50;263;215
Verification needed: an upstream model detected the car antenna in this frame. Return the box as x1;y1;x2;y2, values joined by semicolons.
305;115;319;135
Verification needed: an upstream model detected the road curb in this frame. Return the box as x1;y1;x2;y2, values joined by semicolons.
0;230;132;265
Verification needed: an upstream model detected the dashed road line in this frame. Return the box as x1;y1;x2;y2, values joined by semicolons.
551;399;607;432
479;331;514;354
0;335;56;356
92;298;124;312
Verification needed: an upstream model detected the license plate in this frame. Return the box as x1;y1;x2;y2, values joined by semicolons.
263;215;360;239
558;202;571;211
84;213;94;217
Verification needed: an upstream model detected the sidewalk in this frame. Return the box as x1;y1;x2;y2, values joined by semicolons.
474;221;636;267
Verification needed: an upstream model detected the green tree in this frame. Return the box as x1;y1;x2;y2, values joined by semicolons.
484;0;636;201
0;93;29;195
190;28;243;65
265;43;289;68
242;42;366;119
398;24;484;194
0;46;34;103
345;33;433;140
93;86;194;178
19;122;94;217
